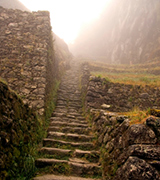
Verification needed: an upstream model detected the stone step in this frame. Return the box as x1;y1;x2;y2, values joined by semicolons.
68;108;83;113
53;110;68;114
73;149;100;163
56;106;67;109
33;174;101;180
68;105;82;109
34;65;102;179
47;126;92;135
39;147;99;163
50;119;87;125
51;112;66;117
50;121;89;128
56;100;68;104
39;147;72;157
66;112;83;117
57;92;80;96
69;103;82;106
50;117;87;124
47;132;94;142
43;138;94;150
69;161;101;177
35;158;101;177
35;158;68;167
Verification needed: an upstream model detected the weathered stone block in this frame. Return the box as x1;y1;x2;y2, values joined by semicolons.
114;156;160;180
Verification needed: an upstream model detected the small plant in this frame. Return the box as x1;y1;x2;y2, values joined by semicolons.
105;77;110;82
53;163;71;175
128;96;133;102
121;107;150;125
22;155;36;179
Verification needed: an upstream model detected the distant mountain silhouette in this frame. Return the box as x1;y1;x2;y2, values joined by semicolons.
70;0;160;64
0;0;30;11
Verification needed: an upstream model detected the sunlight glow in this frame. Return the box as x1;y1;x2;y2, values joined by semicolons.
19;0;109;43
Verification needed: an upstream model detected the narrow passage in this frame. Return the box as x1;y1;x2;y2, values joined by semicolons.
34;61;102;180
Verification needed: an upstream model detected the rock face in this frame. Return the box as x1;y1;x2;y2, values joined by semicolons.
71;0;160;64
0;81;41;179
114;156;160;180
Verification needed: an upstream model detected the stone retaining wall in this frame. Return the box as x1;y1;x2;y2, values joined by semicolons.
91;109;160;180
82;69;160;112
81;64;160;180
0;6;54;115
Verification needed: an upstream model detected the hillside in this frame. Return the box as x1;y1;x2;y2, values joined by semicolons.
70;0;160;64
53;33;73;71
0;0;30;11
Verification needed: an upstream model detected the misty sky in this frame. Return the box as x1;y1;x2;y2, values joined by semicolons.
19;0;110;43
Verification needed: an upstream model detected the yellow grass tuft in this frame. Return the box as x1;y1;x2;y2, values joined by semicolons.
119;107;150;125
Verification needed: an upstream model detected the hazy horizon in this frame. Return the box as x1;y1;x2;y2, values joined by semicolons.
19;0;110;44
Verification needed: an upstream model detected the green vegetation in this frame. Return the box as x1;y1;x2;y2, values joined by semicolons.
44;80;60;123
118;107;150;125
38;153;71;161
89;59;160;87
36;163;71;177
0;31;61;180
92;71;160;87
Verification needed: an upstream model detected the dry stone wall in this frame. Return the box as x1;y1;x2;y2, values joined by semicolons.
91;109;160;180
81;65;160;112
81;64;160;180
0;81;41;179
0;6;54;115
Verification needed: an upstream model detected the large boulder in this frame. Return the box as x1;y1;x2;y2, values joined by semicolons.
114;156;160;180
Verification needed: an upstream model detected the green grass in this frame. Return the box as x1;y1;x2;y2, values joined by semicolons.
91;71;160;87
89;58;160;87
44;79;60;124
35;163;71;176
89;58;160;72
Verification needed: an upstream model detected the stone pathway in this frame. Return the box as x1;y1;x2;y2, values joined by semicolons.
34;62;101;180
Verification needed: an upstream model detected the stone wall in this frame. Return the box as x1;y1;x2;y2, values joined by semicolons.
81;64;160;180
0;6;73;179
0;81;41;179
0;6;54;115
81;67;160;112
91;109;160;180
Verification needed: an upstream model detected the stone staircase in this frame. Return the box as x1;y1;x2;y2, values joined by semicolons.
34;63;102;180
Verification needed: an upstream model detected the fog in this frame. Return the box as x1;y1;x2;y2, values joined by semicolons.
1;0;160;64
70;0;160;64
19;0;110;44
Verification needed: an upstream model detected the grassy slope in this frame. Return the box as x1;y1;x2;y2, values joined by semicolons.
89;60;160;87
88;59;160;124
